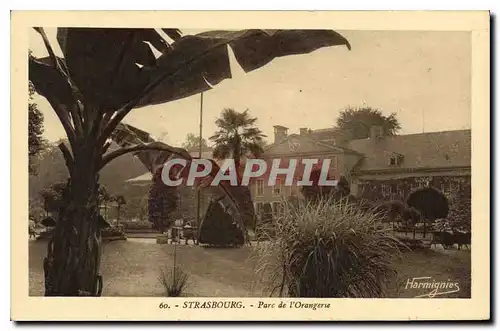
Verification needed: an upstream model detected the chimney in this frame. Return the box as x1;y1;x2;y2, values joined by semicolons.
370;125;384;141
299;127;309;135
273;125;289;143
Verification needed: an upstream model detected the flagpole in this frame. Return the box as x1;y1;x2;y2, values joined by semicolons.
195;92;204;244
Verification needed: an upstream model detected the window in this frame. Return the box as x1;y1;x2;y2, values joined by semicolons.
328;156;338;170
412;178;429;191
381;184;392;196
389;154;403;166
396;184;405;197
256;179;264;196
441;181;460;199
273;179;283;196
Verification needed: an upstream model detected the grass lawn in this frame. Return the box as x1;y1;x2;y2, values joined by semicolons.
29;239;470;298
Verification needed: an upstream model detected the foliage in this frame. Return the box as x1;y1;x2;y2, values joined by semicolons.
120;219;152;230
98;186;113;204
181;133;208;151
406;187;449;222
256;202;275;240
39;181;69;213
447;182;471;231
29;199;46;223
210;108;266;167
28;79;46;175
29;140;148;215
335;106;401;141
301;170;351;203
253;197;403;297
198;200;244;247
101;225;127;239
148;168;179;232
159;266;190;297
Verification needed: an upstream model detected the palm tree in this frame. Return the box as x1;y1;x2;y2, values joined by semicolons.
210;108;266;172
209;108;266;231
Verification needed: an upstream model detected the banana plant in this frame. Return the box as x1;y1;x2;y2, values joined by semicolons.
110;122;258;241
29;27;350;296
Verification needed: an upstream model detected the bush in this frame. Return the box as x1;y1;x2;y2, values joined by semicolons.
120;219;152;230
158;266;190;297
253;197;404;298
101;225;127;240
198;200;244;247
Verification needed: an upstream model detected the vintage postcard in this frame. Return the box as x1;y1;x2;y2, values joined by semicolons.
11;10;490;321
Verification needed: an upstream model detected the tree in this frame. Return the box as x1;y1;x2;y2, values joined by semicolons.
39;181;69;215
98;186;113;218
210;108;266;170
28;78;45;175
29;27;350;296
406;187;449;237
148;167;179;233
114;195;127;222
181;133;208;151
209;108;266;230
335;106;401;141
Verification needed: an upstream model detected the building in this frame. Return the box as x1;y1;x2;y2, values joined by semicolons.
348;128;471;202
251;125;471;216
249;125;361;216
126;125;471;223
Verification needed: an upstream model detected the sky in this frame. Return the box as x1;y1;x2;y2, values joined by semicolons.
29;29;471;147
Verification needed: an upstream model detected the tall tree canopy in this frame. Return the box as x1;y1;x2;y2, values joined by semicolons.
209;108;266;169
335;106;401;141
181;132;208;151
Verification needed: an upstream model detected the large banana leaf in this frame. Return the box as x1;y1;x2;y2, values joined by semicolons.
32;28;350;112
110;123;174;173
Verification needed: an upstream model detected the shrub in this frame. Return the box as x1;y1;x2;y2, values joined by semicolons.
101;225;127;240
253;197;404;298
158;266;190;297
198;200;244;247
120;219;152;230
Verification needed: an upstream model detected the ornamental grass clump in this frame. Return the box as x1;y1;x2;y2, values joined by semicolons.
253;197;404;298
158;266;190;297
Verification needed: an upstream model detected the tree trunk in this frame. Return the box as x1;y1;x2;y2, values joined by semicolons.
44;153;103;296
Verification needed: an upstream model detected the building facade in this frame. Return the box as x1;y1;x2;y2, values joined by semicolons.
126;126;471;224
348;128;471;203
249;125;361;216
251;125;471;218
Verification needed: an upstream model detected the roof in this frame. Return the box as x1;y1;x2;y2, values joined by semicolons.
264;133;360;155
348;129;471;173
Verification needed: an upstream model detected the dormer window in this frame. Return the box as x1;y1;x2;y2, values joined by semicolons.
388;153;404;166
